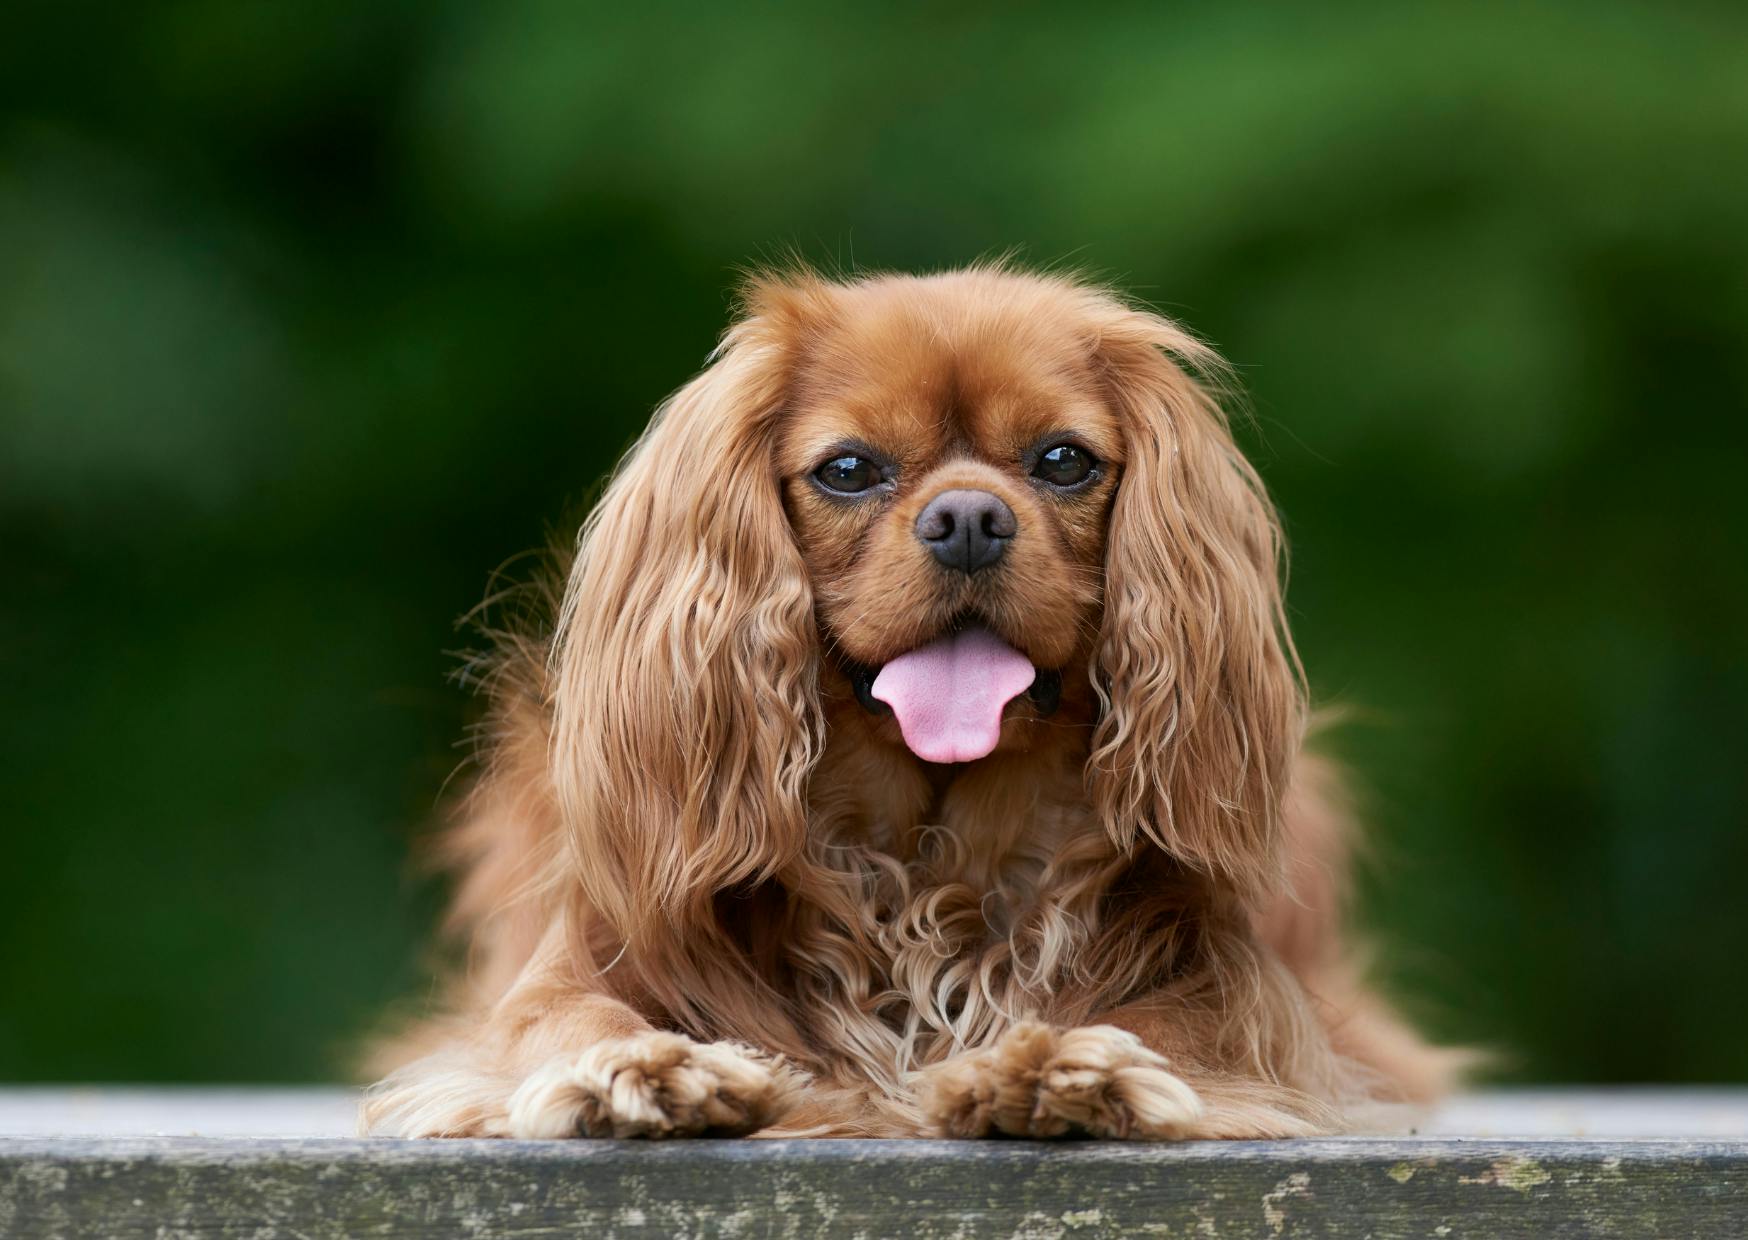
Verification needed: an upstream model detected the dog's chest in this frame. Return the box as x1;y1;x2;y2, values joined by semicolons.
847;756;1091;908
798;737;1113;1051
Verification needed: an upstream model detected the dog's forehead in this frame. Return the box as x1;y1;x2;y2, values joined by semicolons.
785;297;1117;464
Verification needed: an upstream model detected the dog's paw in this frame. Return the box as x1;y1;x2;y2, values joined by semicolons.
505;1033;806;1138
916;1022;1204;1139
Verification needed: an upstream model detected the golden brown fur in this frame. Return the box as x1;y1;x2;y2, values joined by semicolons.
363;264;1461;1140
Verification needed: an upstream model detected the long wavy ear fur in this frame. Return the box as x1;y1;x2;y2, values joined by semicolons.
1086;299;1305;903
549;281;825;945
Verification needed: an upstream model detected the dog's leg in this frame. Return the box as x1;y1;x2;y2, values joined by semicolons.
914;1019;1333;1140
362;927;809;1138
915;922;1350;1140
502;1025;807;1140
915;1021;1205;1139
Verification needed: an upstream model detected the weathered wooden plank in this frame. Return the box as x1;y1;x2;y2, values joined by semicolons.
1;1134;1745;1239
2;1092;1745;1238
0;1087;361;1138
4;1086;1745;1138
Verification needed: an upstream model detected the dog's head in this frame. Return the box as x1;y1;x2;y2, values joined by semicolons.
773;274;1118;766
551;266;1303;937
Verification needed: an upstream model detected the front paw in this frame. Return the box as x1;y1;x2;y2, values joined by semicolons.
506;1033;806;1138
916;1022;1204;1139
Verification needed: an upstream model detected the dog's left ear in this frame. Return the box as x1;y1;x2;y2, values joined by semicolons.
548;273;835;942
1085;299;1305;903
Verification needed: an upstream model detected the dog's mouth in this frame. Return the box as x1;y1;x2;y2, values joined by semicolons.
846;624;1062;764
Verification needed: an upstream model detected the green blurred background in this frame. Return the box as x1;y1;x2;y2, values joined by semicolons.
4;2;1745;1085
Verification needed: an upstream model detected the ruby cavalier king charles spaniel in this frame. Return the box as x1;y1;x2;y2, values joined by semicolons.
364;264;1461;1140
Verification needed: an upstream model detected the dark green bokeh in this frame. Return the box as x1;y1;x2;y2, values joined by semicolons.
3;2;1745;1084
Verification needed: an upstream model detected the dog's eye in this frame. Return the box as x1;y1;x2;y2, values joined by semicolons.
1032;443;1096;488
815;455;880;494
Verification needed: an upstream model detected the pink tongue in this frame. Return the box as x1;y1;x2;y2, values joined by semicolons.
870;628;1036;764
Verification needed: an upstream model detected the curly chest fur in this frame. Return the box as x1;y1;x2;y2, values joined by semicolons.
777;733;1141;1083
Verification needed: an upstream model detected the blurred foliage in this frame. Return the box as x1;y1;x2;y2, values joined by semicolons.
3;1;1745;1084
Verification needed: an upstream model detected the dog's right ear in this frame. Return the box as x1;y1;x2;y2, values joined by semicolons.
1082;294;1305;906
548;273;835;944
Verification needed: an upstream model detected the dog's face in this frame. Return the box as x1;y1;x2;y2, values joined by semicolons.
775;277;1125;762
551;267;1302;923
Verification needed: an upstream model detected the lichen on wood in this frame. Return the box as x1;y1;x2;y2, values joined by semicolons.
3;1136;1746;1239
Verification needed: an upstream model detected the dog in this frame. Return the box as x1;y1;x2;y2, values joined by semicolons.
363;263;1460;1139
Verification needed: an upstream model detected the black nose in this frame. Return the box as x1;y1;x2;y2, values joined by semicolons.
915;489;1016;574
